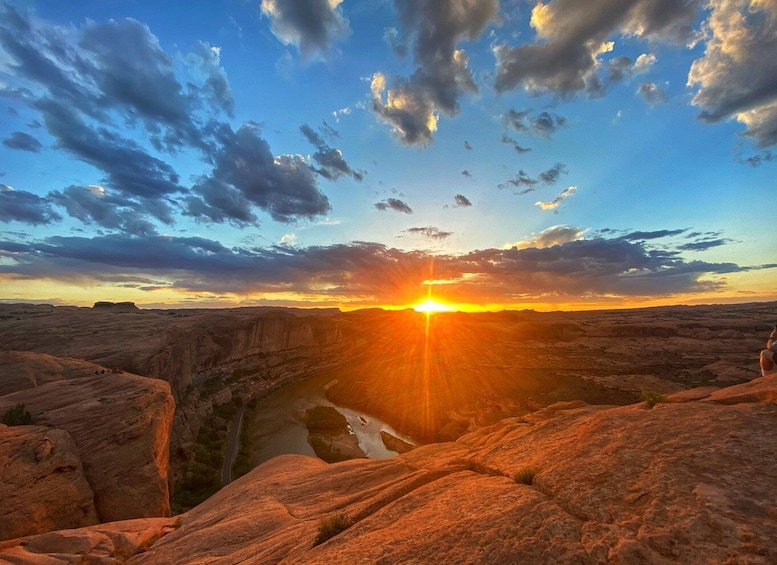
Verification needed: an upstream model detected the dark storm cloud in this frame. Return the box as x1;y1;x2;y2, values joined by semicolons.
300;123;363;181
261;0;350;59
688;0;777;147
454;194;472;207
375;198;413;214
406;227;453;240
3;131;43;152
499;134;531;153
371;0;499;145
0;232;761;303
48;185;159;236
502;109;568;139
638;82;668;107
0;185;61;225
494;0;700;97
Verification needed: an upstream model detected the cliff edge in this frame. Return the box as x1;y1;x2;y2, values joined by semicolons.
3;373;775;564
0;367;175;530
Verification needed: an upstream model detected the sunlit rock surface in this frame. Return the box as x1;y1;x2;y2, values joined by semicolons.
0;368;175;523
0;424;98;541
3;374;775;564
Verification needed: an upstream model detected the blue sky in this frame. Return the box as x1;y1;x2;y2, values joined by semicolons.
1;0;775;310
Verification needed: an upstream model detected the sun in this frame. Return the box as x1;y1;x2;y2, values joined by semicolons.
413;299;455;314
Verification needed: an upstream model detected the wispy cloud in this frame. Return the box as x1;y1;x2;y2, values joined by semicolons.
536;185;577;212
375;198;412;214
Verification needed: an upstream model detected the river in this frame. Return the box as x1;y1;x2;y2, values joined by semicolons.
246;369;417;466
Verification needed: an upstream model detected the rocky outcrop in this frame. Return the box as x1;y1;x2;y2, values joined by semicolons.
93;301;139;312
0;518;178;563
0;424;98;540
4;374;775;564
0;371;175;523
0;350;106;396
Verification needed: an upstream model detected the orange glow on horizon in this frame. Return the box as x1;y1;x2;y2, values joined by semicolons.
413;299;456;314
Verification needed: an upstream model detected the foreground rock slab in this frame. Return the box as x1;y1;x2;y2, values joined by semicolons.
4;374;775;564
0;369;175;524
0;424;98;541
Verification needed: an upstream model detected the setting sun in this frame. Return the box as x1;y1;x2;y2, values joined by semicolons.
413;299;455;314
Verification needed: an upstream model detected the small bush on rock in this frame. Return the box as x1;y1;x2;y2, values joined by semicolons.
642;389;665;408
1;403;32;426
314;513;353;546
514;467;539;485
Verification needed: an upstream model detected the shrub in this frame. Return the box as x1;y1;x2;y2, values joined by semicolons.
2;403;32;426
314;513;353;546
642;389;665;408
513;467;539;485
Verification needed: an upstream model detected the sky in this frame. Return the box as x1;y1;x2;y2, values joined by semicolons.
0;0;775;311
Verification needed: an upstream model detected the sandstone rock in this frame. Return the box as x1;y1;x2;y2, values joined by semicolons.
0;517;178;564
0;371;175;523
380;430;415;454
9;374;772;564
0;350;107;396
0;424;98;541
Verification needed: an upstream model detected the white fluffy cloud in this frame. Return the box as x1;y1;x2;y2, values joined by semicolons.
688;0;777;147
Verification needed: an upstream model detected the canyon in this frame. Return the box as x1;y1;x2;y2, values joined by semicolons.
0;301;775;562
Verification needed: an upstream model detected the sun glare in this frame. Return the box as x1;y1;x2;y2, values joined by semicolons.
413;299;455;314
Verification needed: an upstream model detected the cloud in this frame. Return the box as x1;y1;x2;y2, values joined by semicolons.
499;163;567;193
0;231;759;304
620;229;686;241
633;53;657;74
300;123;363;181
499;170;538;191
688;0;777;147
499;133;531;153
536;185;577;211
370;0;499;145
375;197;413;214
0;185;61;225
508;225;586;249
454;194;472;207
494;0;700;97
538;162;568;184
183;178;258;226
184;41;235;117
49;185;159;236
261;0;350;60
677;238;730;251
37;98;182;199
405;226;453;240
3;131;42;152
638;82;668;106
193;122;331;223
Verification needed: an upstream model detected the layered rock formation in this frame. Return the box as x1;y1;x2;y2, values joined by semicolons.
0;368;175;525
0;305;347;394
3;374;775;564
0;424;98;540
0;350;105;396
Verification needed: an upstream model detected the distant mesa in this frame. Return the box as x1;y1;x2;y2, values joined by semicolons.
92;301;139;312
